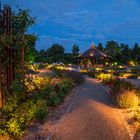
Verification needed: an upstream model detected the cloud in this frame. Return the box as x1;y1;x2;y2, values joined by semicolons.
6;0;140;51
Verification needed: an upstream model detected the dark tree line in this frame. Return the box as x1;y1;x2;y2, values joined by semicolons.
34;40;140;65
35;44;80;64
96;41;140;65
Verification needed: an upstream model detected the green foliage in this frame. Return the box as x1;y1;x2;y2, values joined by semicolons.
12;9;35;34
96;43;103;51
35;50;47;63
30;100;48;121
24;77;50;93
0;72;75;137
64;53;74;64
115;90;139;109
46;44;65;63
59;78;73;94
96;73;112;81
72;44;79;64
111;78;135;94
2;96;19;116
104;40;121;61
7;117;25;137
72;44;79;56
47;92;60;106
131;68;140;76
0;98;48;137
47;78;74;106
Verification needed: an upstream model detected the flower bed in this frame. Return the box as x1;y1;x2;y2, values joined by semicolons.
0;70;84;138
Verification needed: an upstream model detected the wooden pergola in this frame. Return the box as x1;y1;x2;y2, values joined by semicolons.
79;43;112;69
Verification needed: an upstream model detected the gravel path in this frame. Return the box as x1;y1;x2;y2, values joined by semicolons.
126;79;140;88
50;77;130;140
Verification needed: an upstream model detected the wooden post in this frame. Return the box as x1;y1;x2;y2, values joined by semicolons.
21;47;25;99
3;5;13;94
0;56;3;108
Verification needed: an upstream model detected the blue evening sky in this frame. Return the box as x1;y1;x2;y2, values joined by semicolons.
3;0;140;52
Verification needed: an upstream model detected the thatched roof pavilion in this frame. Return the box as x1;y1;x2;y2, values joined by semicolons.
79;43;112;68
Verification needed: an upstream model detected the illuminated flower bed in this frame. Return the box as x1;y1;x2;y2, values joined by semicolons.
0;70;84;138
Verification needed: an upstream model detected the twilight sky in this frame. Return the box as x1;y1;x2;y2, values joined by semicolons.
3;0;140;52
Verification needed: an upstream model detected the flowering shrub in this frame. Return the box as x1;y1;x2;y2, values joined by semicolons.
24;77;50;93
95;73;116;85
95;73;112;81
1;98;48;137
134;110;140;121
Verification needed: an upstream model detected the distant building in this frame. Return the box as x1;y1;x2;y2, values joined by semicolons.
79;43;112;68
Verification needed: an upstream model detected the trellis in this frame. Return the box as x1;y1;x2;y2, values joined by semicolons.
0;3;36;108
0;5;15;108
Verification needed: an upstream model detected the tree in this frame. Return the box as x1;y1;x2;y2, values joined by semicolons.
96;43;103;51
71;44;80;64
104;40;121;62
64;53;73;64
36;50;47;63
46;44;65;63
132;43;140;64
120;43;131;64
72;44;79;57
25;35;37;64
11;8;36;72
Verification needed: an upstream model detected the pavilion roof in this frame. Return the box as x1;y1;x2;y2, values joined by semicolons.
81;43;111;58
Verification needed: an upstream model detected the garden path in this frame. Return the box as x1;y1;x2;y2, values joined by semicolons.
126;79;140;88
49;77;130;140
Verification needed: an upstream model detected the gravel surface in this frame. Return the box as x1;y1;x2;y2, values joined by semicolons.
51;77;130;140
126;79;140;88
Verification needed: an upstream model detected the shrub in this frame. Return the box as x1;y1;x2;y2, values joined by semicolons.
2;96;19;116
0;121;8;136
0;98;48;137
53;69;85;84
59;78;73;93
0;71;75;138
131;68;140;76
47;92;60;106
7;117;25;137
96;73;112;81
115;90;139;109
95;73;114;85
111;78;136;94
24;77;50;93
30;100;48;121
134;111;140;121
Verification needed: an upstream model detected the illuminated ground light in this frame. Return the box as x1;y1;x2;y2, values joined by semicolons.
128;60;136;66
114;62;118;65
95;68;103;71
